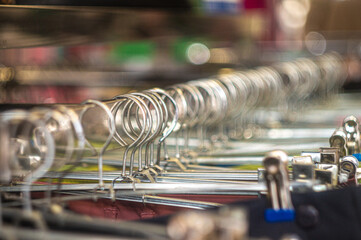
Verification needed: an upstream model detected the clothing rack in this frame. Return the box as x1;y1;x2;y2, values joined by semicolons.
1;52;361;240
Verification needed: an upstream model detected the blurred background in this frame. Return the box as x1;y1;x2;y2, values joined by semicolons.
1;0;361;104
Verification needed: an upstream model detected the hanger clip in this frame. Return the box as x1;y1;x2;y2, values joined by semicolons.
315;147;340;186
292;156;314;183
339;155;359;185
301;151;320;163
343;115;360;155
329;127;347;157
263;150;295;223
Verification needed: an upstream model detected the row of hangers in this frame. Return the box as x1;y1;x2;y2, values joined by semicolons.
0;52;346;187
0;52;355;239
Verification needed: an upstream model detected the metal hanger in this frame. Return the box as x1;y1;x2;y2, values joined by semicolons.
0;109;56;212
149;88;179;164
111;94;151;181
79;99;116;188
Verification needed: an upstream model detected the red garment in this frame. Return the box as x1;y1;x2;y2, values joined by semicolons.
67;194;256;221
67;199;189;221
32;191;255;221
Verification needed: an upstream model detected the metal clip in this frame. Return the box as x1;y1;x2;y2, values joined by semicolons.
263;150;294;222
339;155;359;185
329;127;347;157
319;147;340;165
292;156;314;181
301;151;320;163
315;166;338;186
343;115;360;155
257;168;265;182
292;156;315;193
316;148;340;186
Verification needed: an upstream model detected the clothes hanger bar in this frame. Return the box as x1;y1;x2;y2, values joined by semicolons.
61;191;222;209
40;170;259;182
196;141;328;157
0;182;266;193
159;172;258;181
79;157;256;173
38;171;259;184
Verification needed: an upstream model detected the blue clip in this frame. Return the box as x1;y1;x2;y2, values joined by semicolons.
352;153;361;161
264;209;295;223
